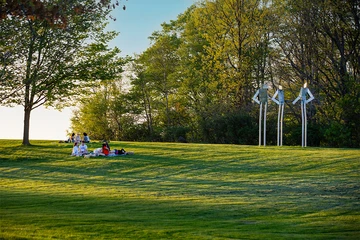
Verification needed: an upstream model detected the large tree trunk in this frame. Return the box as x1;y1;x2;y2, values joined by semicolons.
22;23;34;146
22;105;31;145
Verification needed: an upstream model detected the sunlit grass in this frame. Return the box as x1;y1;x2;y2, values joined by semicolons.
0;140;359;239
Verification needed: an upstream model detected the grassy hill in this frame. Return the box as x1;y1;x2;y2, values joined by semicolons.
0;140;359;239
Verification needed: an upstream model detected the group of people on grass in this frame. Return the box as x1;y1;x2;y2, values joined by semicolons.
71;141;89;156
71;140;131;157
67;132;90;144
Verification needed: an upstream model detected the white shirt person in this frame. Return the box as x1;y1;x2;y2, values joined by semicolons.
79;141;88;155
71;142;80;156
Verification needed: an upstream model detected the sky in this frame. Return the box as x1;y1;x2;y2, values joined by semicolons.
0;0;197;140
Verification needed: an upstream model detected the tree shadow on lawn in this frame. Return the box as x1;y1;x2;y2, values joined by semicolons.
0;145;72;161
0;188;262;238
1;183;359;239
1;151;358;208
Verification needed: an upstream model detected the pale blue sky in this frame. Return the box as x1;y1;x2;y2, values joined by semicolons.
109;0;196;56
0;0;197;140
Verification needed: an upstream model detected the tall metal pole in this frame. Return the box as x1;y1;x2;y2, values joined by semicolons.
280;104;284;146
277;106;281;146
304;102;307;147
264;103;267;147
301;103;305;147
259;103;262;146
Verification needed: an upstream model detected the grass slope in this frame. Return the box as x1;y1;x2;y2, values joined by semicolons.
0;140;359;239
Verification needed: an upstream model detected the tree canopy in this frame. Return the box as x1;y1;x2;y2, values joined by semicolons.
0;0;127;145
5;0;358;147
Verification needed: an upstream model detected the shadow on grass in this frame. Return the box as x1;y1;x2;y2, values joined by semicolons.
1;179;359;239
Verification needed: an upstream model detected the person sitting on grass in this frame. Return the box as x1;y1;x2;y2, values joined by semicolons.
83;133;90;143
70;133;75;143
103;141;110;150
75;133;81;144
93;143;110;156
79;141;88;156
101;142;110;156
71;142;80;156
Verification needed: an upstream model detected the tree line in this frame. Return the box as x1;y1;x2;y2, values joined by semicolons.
1;0;359;147
72;0;359;147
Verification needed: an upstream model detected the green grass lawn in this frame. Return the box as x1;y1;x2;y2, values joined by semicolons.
0;140;359;239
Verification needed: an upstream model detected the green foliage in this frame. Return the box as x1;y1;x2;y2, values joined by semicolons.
71;92;114;141
161;126;190;142
122;123;154;142
323;121;352;148
275;0;360;147
200;110;259;144
285;121;323;147
0;0;120;145
1;140;359;239
70;74;134;141
74;0;359;147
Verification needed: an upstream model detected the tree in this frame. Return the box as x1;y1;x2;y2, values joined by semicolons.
1;0;127;25
191;0;274;108
128;0;276;143
171;5;217;141
71;91;113;141
144;32;181;129
128;61;157;139
275;0;360;147
0;0;119;145
71;65;140;141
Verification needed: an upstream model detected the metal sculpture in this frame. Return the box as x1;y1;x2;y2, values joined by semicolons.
292;82;314;147
253;83;269;146
271;85;285;146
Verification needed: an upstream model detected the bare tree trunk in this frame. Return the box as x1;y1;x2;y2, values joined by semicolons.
22;105;31;145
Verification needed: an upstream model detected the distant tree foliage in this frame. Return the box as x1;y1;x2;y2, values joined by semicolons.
72;0;359;147
69;72;138;142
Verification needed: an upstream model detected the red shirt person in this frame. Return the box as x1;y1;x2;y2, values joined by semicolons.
102;143;110;156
